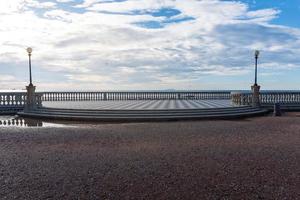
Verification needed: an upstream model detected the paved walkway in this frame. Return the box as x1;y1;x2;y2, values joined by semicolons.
43;100;235;110
1;116;299;199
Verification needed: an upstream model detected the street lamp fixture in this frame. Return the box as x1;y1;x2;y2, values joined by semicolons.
26;47;33;86
254;50;260;86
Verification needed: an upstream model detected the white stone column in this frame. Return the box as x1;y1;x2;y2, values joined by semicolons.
25;84;36;111
251;84;261;107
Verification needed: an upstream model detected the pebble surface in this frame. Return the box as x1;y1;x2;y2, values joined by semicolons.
0;115;299;199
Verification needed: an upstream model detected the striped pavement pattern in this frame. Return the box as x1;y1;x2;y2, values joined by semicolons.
43;100;238;110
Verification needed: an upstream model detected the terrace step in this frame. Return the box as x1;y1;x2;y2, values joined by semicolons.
18;107;269;121
38;106;248;113
0;106;24;115
26;106;259;115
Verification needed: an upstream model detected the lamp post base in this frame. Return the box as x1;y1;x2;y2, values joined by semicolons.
25;84;36;112
251;84;261;107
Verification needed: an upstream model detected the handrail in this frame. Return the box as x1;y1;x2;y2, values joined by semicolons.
231;91;300;105
39;91;232;101
1;91;300;109
0;92;41;108
0;92;26;107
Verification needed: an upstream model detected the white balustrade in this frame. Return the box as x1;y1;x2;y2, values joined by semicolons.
231;91;300;106
39;91;232;101
0;92;27;106
1;91;300;112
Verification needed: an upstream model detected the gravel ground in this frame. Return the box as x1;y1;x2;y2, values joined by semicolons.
0;115;299;200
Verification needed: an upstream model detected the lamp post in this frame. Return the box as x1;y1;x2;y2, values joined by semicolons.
254;50;259;86
27;47;33;86
251;50;261;107
25;47;36;111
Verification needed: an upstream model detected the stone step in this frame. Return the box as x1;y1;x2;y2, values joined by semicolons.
18;108;269;121
31;106;261;115
0;106;24;115
31;108;263;117
37;106;253;114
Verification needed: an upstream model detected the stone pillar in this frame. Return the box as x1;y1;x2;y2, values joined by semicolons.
25;84;36;111
251;84;260;107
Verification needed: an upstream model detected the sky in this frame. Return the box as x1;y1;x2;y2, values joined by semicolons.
0;0;300;91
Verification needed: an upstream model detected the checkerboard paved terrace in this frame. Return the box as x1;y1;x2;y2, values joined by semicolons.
43;100;237;110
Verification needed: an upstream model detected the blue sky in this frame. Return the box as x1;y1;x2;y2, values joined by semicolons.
0;0;300;91
242;0;300;28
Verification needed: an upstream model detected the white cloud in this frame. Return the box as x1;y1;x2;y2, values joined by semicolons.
66;74;111;83
0;75;17;81
56;0;75;2
0;0;299;90
27;1;57;9
0;0;25;14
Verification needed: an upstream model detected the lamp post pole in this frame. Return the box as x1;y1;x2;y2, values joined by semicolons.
251;50;261;107
27;47;33;86
25;47;36;111
254;50;259;86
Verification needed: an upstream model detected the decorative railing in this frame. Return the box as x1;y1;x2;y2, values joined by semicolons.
231;92;252;106
1;91;300;111
0;92;42;108
0;91;231;112
0;92;27;107
36;93;43;107
40;91;232;101
231;91;300;106
260;92;300;104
